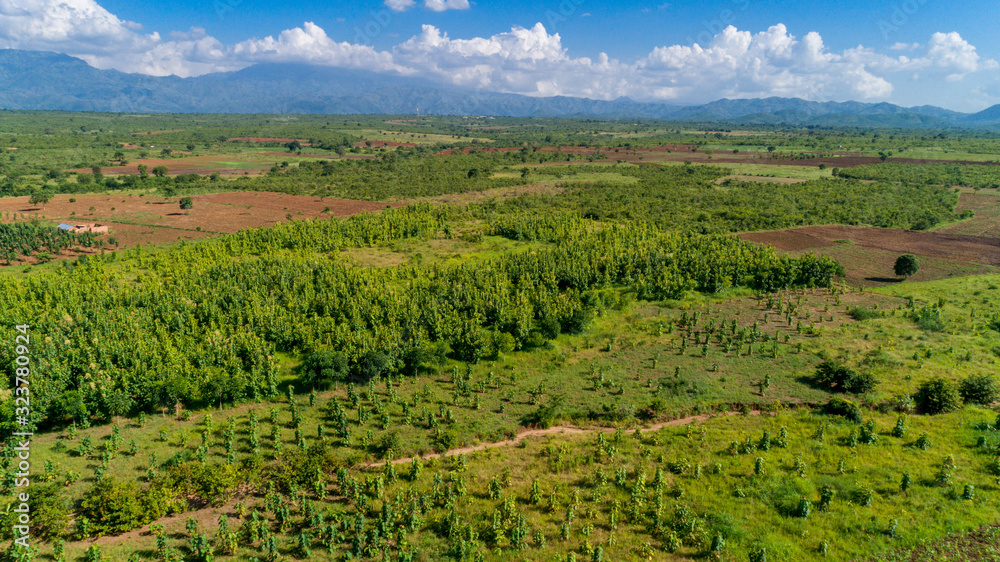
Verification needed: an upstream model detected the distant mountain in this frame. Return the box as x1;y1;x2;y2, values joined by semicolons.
0;49;996;129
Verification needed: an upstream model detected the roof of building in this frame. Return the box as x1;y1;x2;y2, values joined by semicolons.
57;223;74;230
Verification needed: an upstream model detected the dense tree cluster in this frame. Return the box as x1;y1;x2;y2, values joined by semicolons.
0;205;839;431
836;162;1000;190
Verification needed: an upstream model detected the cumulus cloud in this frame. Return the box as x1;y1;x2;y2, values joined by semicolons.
392;23;632;99
424;0;470;12
232;22;400;72
0;0;240;76
638;25;893;101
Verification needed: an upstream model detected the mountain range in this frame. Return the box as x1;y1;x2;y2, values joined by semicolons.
2;49;1000;129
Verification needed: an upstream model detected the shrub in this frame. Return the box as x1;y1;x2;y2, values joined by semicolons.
825;397;862;423
301;350;349;389
161;462;238;506
78;478;182;537
908;305;944;332
958;374;998;405
848;306;883;321
914;378;963;414
814;361;877;394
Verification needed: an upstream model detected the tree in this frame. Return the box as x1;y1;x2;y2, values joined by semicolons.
286;140;302;152
894;254;920;278
301;350;348;389
914;378;963;414
958;374;998;406
152;166;168;177
179;197;194;211
29;190;52;208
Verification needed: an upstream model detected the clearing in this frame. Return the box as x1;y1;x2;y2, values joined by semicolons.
740;224;1000;286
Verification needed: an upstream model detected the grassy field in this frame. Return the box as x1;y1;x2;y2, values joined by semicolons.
2;117;1000;562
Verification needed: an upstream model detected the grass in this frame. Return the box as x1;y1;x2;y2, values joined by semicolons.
46;405;1000;561
10;261;1000;561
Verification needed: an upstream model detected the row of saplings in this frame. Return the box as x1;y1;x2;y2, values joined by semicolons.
54;403;1000;562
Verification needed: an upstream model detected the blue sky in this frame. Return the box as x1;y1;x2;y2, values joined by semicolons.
2;0;999;111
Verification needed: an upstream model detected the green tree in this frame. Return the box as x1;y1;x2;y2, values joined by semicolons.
179;197;194;211
894;254;919;278
914;378;963;415
152;166;168;177
301;350;348;389
29;190;52;208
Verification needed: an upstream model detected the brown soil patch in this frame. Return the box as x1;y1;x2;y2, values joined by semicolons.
0;192;397;257
741;225;1000;286
369;410;765;467
71;156;274;177
936;189;1000;238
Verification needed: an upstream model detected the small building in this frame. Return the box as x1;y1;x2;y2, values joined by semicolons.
58;223;108;234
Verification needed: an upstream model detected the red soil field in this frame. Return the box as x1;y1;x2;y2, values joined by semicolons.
740;225;1000;286
0;192;398;259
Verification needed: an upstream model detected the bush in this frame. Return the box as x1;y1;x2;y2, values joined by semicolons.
908;305;944;332
301;350;349;388
848;307;884;321
958;374;998;405
78;478;182;537
814;361;877;394
161;462;238;506
825;397;863;423
914;378;963;414
370;432;400;459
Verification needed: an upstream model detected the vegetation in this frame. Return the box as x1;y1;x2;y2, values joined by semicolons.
894;254;920;278
0;115;998;561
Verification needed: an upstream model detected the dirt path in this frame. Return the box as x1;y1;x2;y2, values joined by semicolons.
78;409;764;549
368;410;763;467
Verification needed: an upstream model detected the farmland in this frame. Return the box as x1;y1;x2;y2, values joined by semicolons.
0;113;998;562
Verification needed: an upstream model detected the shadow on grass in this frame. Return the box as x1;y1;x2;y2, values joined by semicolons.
865;277;904;284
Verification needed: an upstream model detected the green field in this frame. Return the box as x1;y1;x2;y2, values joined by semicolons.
0;115;998;562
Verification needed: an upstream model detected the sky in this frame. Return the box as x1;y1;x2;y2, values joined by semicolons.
1;0;999;111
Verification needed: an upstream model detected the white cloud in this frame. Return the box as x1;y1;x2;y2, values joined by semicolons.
384;0;415;12
391;23;633;99
0;0;153;55
232;22;400;73
637;24;892;101
424;0;470;12
0;0;997;110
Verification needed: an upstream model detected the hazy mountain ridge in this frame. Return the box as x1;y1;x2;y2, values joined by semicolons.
1;49;998;128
